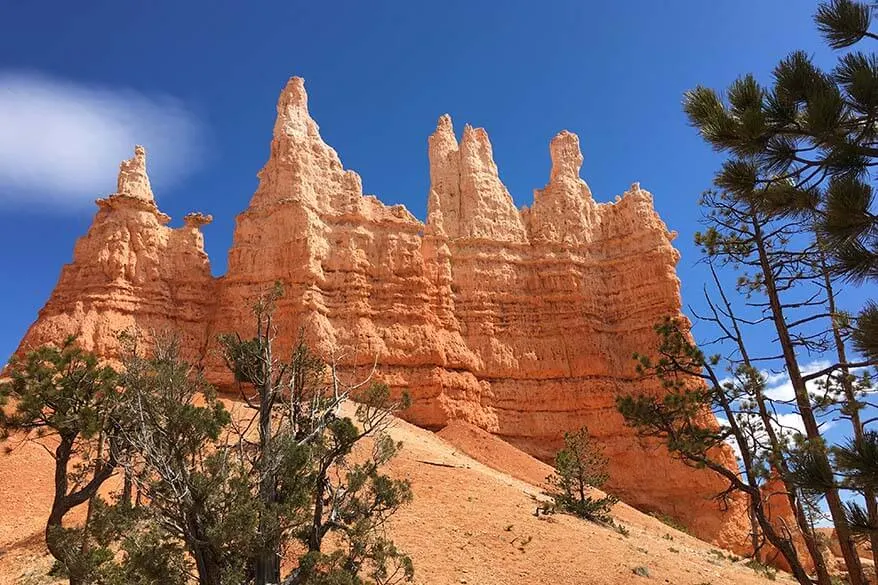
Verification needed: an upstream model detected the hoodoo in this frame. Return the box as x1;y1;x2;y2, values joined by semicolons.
10;77;751;550
14;145;215;364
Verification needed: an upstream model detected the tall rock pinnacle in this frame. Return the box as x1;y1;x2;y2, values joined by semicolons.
526;131;596;244
427;118;526;242
14;142;214;364
115;145;155;203
273;76;320;140
427;115;461;238
458;124;527;242
548;131;588;188
252;77;363;212
96;144;169;223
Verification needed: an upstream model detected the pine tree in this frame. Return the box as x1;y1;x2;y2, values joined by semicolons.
113;334;242;585
684;0;878;365
617;316;820;585
108;307;415;585
544;426;617;524
679;2;878;582
0;338;124;585
219;283;414;585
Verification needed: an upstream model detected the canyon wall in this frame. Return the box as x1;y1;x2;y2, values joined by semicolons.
11;77;750;549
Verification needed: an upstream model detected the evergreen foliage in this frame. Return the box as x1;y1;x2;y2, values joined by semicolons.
0;284;414;585
617;318;825;585
544;426;617;524
216;283;414;585
621;2;878;583
683;0;878;362
0;337;124;585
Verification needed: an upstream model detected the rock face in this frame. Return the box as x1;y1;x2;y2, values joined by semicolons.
13;146;215;364
11;77;751;550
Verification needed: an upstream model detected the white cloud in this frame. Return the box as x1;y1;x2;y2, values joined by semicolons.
763;360;831;402
717;369;791;395
764;359;872;402
773;412;834;436
715;412;835;463
0;71;202;209
763;370;789;387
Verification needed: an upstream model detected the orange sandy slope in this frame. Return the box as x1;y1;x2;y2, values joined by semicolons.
0;401;788;585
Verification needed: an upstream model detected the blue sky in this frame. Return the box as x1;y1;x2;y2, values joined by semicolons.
0;1;869;451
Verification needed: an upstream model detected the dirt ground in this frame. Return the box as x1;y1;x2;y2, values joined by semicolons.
0;401;791;585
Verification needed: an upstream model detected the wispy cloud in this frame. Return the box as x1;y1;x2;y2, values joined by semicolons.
716;412;836;463
714;358;854;462
0;71;202;209
719;359;869;403
764;360;832;402
764;359;873;402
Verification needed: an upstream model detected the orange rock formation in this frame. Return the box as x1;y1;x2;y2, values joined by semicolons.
15;145;215;364
10;77;750;549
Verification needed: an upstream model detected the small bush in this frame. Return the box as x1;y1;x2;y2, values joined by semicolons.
744;559;777;581
649;512;690;535
545;426;617;524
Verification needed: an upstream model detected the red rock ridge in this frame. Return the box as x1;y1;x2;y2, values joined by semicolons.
10;77;751;551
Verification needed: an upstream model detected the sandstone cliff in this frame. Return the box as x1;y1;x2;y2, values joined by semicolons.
13;146;215;364
10;77;751;550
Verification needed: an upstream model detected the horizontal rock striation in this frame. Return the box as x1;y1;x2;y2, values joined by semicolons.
11;77;750;549
13;146;215;364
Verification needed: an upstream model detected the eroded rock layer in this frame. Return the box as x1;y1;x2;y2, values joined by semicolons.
14;146;215;364
12;77;750;549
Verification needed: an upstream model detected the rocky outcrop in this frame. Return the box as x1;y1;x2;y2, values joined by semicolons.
11;77;751;550
13;146;215;363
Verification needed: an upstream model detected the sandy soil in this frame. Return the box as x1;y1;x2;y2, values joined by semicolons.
0;401;790;585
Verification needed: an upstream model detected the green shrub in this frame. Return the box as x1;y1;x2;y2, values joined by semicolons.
545;427;617;524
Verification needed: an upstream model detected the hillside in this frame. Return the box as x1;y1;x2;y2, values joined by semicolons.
0;400;788;585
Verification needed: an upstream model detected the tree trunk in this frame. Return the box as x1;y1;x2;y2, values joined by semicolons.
822;258;878;573
709;378;813;584
749;502;761;559
752;218;867;585
758;513;815;585
45;502;68;574
80;431;105;558
309;473;327;553
122;466;133;507
255;328;281;585
711;268;831;584
46;437;86;585
191;545;224;585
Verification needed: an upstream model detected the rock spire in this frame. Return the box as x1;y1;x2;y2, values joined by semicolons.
427;116;526;242
14;143;214;363
11;76;752;552
115;145;154;202
525;131;596;244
